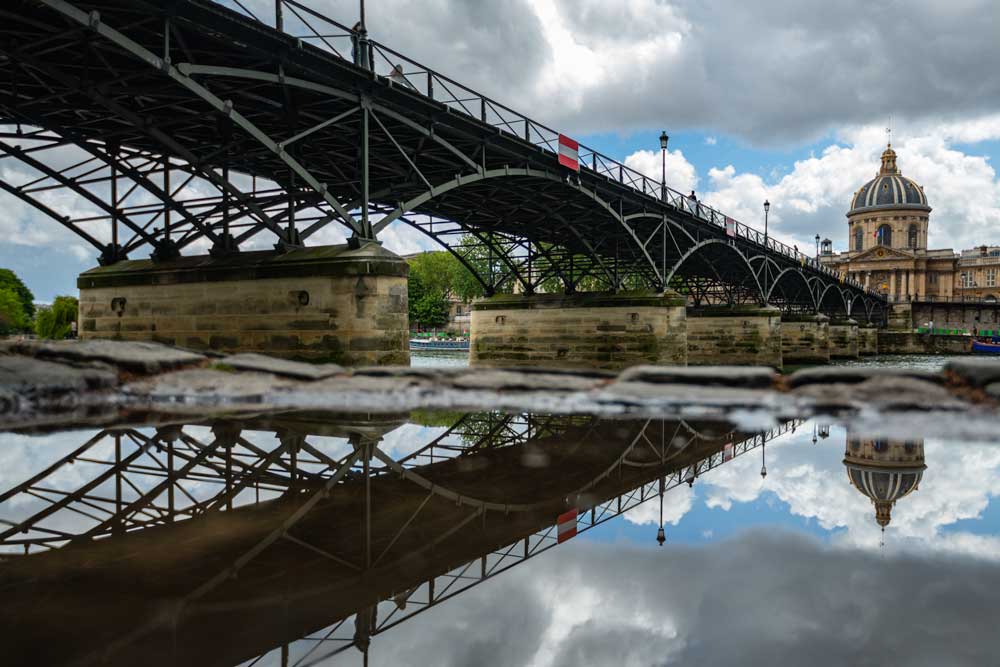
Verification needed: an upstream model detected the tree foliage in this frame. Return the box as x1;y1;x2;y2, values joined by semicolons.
35;295;78;340
0;288;28;334
0;268;35;321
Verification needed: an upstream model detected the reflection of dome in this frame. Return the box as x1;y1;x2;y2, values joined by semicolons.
849;145;930;214
844;438;926;527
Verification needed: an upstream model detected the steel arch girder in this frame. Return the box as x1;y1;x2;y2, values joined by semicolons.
766;267;818;311
372;166;664;287
664;239;764;302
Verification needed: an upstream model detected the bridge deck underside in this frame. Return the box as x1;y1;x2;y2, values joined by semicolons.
0;0;883;317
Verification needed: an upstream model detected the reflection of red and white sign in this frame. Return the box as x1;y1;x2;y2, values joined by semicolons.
725;217;736;237
558;134;580;172
723;443;734;461
556;508;578;543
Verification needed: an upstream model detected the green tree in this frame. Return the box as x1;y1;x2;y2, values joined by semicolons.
410;290;450;329
34;295;78;339
0;268;35;321
0;288;28;334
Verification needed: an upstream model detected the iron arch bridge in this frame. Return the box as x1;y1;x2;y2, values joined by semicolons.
0;0;886;321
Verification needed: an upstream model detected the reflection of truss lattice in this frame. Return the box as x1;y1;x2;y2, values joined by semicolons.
0;413;801;666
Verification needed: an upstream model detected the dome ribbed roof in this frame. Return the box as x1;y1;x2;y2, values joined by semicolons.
849;145;930;214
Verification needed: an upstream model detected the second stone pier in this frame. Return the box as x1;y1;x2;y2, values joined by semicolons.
469;291;687;369
829;318;860;359
780;313;830;365
686;305;783;369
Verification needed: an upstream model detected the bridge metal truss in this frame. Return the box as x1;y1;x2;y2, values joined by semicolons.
0;0;885;320
0;412;801;665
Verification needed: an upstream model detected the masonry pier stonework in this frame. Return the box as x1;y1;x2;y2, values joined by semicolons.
859;323;879;355
686;305;783;369
77;243;409;366
780;313;830;365
829;318;861;358
469;291;688;369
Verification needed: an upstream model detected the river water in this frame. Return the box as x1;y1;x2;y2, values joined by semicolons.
1;401;998;666
413;351;970;372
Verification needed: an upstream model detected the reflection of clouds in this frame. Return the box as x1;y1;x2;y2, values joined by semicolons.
622;484;693;528
697;425;1000;556
333;531;1000;666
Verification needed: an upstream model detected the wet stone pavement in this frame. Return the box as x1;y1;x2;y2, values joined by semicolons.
3;340;1000;666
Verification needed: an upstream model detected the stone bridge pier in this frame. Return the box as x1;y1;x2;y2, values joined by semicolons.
780;313;830;365
829;318;861;359
77;243;410;366
469;291;688;369
686;305;783;369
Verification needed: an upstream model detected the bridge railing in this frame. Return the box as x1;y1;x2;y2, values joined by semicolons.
243;1;877;297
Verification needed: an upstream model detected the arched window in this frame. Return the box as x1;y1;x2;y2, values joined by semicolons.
876;224;892;246
854;226;863;251
908;224;918;249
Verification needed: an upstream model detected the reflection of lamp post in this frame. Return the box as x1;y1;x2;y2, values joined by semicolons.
659;131;669;202
760;440;767;479
656;476;666;546
812;422;818;445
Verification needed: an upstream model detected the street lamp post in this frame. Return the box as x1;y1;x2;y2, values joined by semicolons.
815;234;820;260
763;200;770;301
659;131;669;202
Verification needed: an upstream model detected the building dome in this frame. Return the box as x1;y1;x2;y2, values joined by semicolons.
844;439;926;528
849;145;930;214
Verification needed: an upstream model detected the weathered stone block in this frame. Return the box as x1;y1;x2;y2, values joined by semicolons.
780;313;830;365
470;291;687;369
686;305;782;368
77;242;408;366
829;319;860;358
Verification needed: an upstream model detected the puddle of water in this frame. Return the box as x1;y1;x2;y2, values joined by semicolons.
1;410;997;665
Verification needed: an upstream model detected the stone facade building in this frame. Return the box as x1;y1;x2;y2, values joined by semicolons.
820;145;1000;303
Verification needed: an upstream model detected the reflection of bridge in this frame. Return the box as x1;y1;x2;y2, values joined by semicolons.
0;412;799;666
1;0;885;352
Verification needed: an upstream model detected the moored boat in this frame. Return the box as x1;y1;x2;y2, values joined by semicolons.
971;339;1000;354
409;338;470;351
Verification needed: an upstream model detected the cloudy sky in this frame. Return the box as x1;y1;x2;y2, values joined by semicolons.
4;0;1000;301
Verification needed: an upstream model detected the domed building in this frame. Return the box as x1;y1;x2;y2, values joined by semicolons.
820;143;1000;308
820;144;963;302
844;437;926;528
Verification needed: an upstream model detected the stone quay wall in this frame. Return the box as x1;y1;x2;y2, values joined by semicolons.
470;291;687;369
829;319;860;358
77;243;409;366
686;305;782;369
877;332;972;355
780;314;830;365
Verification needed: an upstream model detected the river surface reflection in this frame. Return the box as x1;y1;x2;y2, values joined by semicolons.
1;412;998;666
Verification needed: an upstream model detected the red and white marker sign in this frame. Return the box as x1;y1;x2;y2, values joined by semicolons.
556;508;578;543
725;217;736;237
558;134;580;172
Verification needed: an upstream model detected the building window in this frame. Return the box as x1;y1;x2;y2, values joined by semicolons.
960;272;974;288
928;272;938;285
908;224;918;248
987;268;997;288
876;224;892;246
854;226;863;251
